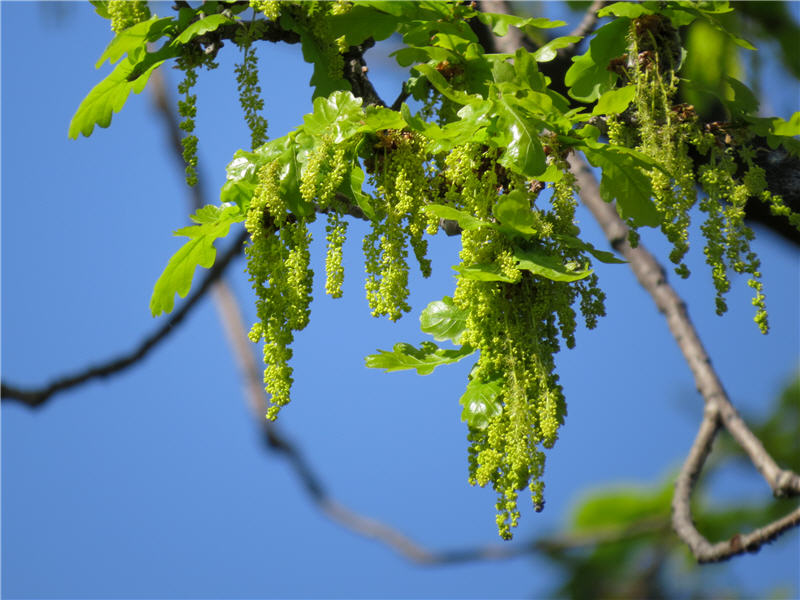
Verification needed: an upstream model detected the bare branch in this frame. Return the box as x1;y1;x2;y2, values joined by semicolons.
568;153;800;562
0;229;247;408
565;0;609;52
477;1;528;54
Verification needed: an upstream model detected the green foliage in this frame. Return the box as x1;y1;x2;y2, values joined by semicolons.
74;0;800;541
419;297;468;343
564;18;629;102
150;204;244;317
365;342;474;375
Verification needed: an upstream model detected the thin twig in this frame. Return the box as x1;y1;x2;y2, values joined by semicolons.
1;229;247;408
568;153;800;563
564;0;609;54
478;0;528;54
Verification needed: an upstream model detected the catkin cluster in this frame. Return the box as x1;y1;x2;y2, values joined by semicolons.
107;0;150;33
364;131;436;320
235;23;269;149
246;163;313;420
446;145;606;538
611;14;798;333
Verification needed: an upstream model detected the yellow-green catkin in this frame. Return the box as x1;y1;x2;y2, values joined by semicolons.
446;144;605;539
246;162;313;420
299;136;350;297
250;0;281;20
176;56;199;187
364;131;434;321
280;2;351;81
235;23;269;149
616;14;797;333
107;0;150;33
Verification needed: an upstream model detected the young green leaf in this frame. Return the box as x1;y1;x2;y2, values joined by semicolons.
453;264;519;283
495;94;547;178
532;35;582;62
339;161;376;221
365;342;474;375
592;85;637;116
583;147;661;227
553;234;626;265
513;247;593;282
420;297;468;343
171;13;234;45
476;12;565;37
95;16;173;67
150;205;244;317
69;54;167;139
459;377;503;429
303;91;364;143
328;5;400;46
360;106;406;133
564;18;629;102
413;63;478;105
598;2;653;19
493;190;538;235
423;204;494;231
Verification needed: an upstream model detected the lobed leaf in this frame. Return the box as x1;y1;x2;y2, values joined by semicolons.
533;35;582;62
493;190;538;236
420;296;468;343
171;13;234;45
592;85;636;116
583;146;660;227
150;205;244;317
423;204;494;231
460;377;503;429
476;12;565;37
303;90;364;143
328;5;400;46
564;18;629;102
69;55;166;139
95;16;173;68
553;234;626;265
598;2;652;19
413;63;478;105
365;342;474;375
495;93;547;178
453;263;518;283
513;247;593;282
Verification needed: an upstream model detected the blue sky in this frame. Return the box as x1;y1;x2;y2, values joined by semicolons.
2;2;798;598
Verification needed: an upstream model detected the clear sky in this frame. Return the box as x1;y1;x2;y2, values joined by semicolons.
2;2;798;598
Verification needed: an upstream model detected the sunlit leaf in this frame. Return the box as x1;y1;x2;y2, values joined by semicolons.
460;377;503;429
365;342;474;375
513;247;593;282
477;12;565;37
95;16;173;67
423;204;493;231
592;85;636;116
150;204;244;317
565;18;629;102
303;90;364;143
496;93;547;177
493;190;538;235
453;263;518;283
172;14;234;45
69;54;166;138
583;146;660;227
420;296;468;342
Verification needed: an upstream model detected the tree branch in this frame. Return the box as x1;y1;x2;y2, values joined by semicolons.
0;228;247;408
565;0;608;48
568;153;800;562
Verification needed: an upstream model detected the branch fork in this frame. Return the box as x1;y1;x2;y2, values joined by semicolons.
569;153;800;563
